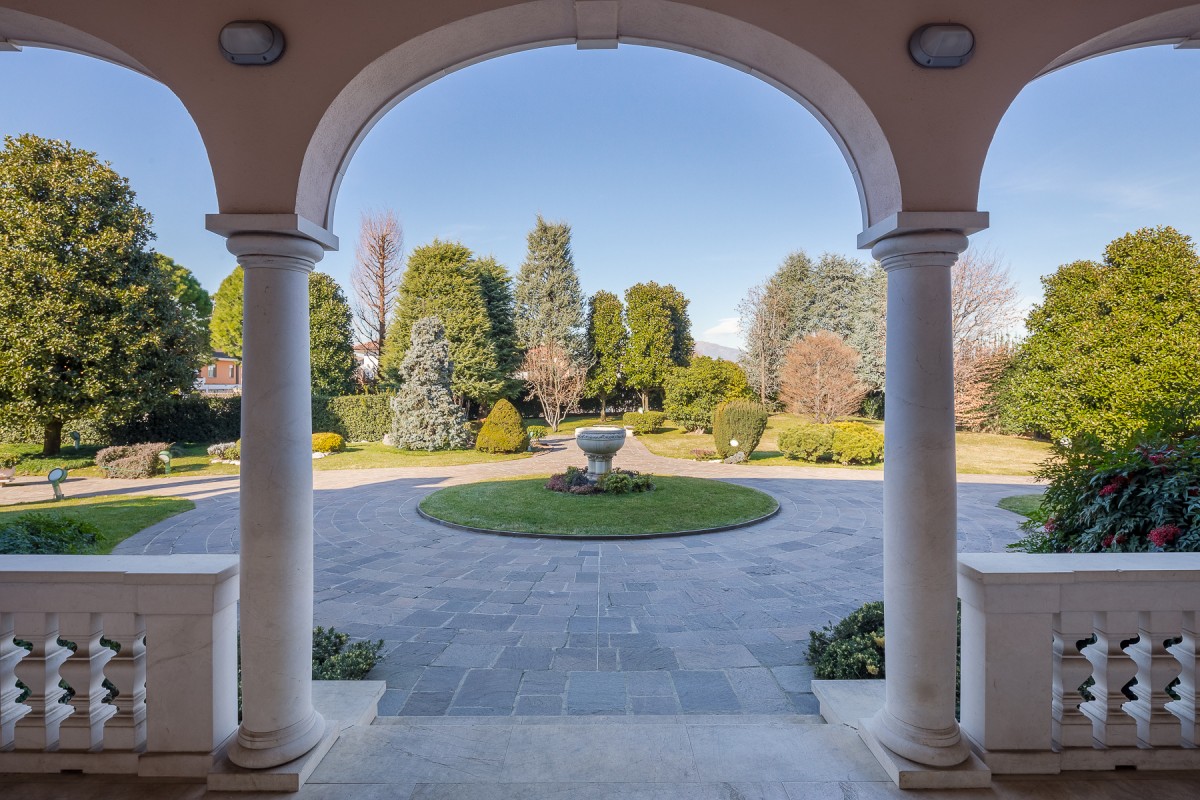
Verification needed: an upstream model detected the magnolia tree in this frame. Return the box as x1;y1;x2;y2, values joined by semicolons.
389;316;472;450
523;343;587;432
779;331;866;424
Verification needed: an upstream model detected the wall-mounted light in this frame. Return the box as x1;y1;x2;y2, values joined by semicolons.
909;24;974;68
219;21;284;65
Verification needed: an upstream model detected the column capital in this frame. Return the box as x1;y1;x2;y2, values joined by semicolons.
225;233;326;274
857;210;988;250
871;230;969;273
205;212;339;251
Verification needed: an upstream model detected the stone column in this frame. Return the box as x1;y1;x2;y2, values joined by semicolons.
864;230;972;768
224;233;326;769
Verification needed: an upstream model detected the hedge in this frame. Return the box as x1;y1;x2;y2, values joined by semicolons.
0;394;396;447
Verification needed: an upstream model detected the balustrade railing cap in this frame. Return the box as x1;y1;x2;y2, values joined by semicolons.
0;554;239;583
958;552;1200;583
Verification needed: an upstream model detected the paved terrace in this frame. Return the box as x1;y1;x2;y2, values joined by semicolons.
4;434;1034;720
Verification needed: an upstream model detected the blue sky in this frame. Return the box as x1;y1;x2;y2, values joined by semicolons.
3;43;1200;348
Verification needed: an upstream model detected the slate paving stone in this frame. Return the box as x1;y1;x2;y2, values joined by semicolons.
115;432;1030;718
568;672;627;715
455;668;521;710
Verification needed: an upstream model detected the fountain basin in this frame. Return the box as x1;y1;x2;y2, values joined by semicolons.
574;426;627;480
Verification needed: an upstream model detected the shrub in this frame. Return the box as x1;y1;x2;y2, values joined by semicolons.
1010;432;1200;554
830;422;884;465
311;432;345;454
691;448;716;460
778;423;835;461
95;442;171;479
546;466;653;495
311;626;385;680
476;399;529;454
526;425;550;442
0;513;100;554
663;356;751;433
600;471;632;494
312;394;394;442
712;400;768;459
0;452;20;469
623;411;666;435
807;601;885;680
207;441;240;460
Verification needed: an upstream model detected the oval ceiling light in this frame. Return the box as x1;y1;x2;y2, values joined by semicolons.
909;24;974;68
219;21;285;65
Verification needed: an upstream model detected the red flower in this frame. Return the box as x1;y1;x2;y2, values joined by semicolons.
1044;517;1057;532
1099;484;1118;497
1116;534;1128;545
1102;534;1115;548
1148;525;1183;548
1149;453;1167;465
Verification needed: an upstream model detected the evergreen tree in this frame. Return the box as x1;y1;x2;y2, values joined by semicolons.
0;134;205;454
389;316;473;450
473;255;522;402
156;253;213;350
998;226;1200;444
624;281;692;411
210;265;244;358
308;271;357;396
584;290;627;421
514;215;585;357
380;240;505;412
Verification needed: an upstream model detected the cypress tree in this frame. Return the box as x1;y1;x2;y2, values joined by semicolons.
473;255;522;404
210;265;244;359
584;290;627;421
514;215;585;358
308;271;357;396
624;281;692;411
389;316;473;450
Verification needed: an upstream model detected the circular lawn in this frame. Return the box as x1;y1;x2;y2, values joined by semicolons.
418;475;779;538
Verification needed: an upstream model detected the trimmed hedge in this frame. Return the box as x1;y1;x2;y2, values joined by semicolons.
1;394;395;447
712;400;768;459
312;432;345;453
96;442;171;479
476;400;528;454
778;421;884;465
622;411;667;435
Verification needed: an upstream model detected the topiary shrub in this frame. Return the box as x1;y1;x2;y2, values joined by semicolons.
830;422;884;465
623;411;666;434
0;513;100;554
806;601;885;680
95;442;171;479
778;423;835;462
311;626;385;680
476;399;529;454
311;432;345;454
712;400;768;459
662;356;752;433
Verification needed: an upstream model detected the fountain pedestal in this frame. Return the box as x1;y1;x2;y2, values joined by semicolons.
574;426;627;481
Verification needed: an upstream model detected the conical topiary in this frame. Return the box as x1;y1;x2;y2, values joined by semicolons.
389;316;473;451
713;399;769;459
475;398;529;453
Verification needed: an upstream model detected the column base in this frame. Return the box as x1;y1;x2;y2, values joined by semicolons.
211;716;339;792
860;717;992;789
865;707;972;767
226;709;328;770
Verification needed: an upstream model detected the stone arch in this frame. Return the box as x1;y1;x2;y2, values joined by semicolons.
297;0;900;233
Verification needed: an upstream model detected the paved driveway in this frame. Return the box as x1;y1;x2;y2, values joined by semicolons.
98;434;1036;718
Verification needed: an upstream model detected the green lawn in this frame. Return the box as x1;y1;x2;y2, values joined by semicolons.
635;414;1052;476
0;494;195;554
420;475;778;536
524;414;608;434
1;443;101;476
313;441;530;470
998;494;1045;520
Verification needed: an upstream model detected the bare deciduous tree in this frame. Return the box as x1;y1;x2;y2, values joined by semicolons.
522;343;588;432
351;210;404;382
738;281;792;406
779;331;867;424
950;248;1020;429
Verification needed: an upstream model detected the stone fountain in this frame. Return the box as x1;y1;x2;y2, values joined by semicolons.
574;426;627;481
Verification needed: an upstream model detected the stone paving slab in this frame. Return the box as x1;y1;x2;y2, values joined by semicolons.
97;433;1038;717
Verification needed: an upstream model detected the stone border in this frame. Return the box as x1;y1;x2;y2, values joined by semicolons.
415;487;781;541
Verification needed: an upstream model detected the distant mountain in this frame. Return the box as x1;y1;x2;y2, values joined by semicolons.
694;341;743;362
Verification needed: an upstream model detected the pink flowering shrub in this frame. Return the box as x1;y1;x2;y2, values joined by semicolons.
1010;433;1199;553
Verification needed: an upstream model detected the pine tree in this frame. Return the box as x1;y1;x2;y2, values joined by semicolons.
584;290;627;421
514;215;585;358
389;316;473;450
380;240;504;413
210;265;244;358
473;255;522;403
308;271;357;396
624;281;692;411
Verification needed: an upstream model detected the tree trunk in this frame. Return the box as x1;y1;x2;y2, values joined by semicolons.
42;419;63;456
640;391;649;413
599;396;607;422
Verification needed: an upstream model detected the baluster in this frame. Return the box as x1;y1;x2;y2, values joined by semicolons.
1053;611;1094;750
1122;610;1183;747
12;612;72;750
1080;611;1139;748
58;613;118;751
102;613;147;752
1166;611;1199;747
2;612;32;749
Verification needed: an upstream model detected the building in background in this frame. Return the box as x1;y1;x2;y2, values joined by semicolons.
197;350;241;394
